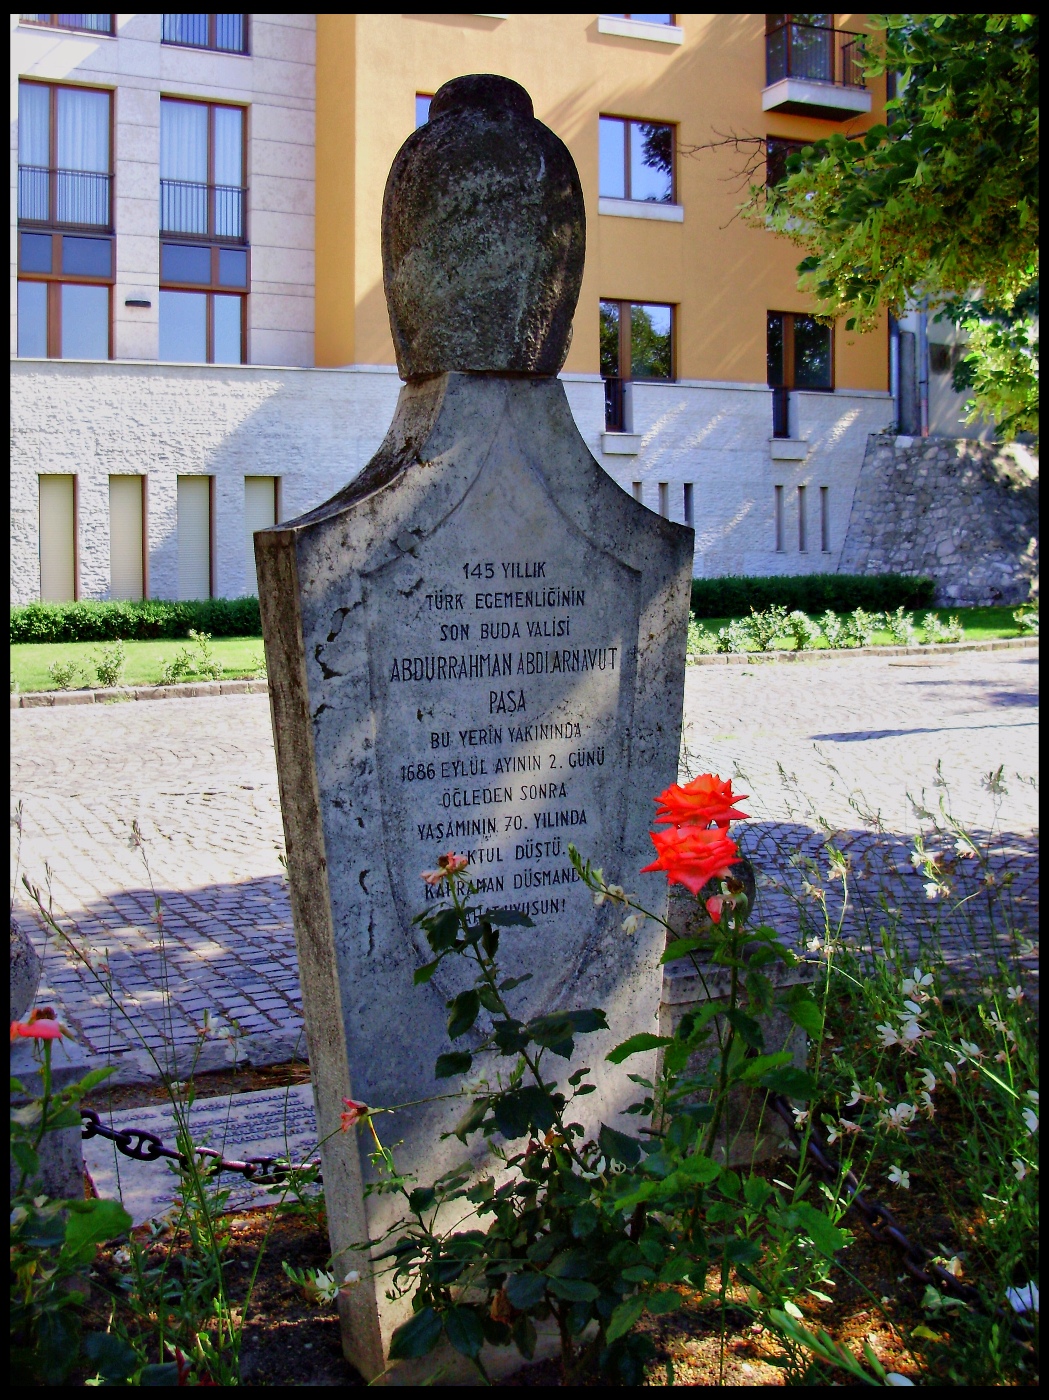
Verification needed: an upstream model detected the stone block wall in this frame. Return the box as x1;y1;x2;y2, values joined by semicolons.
839;433;1039;605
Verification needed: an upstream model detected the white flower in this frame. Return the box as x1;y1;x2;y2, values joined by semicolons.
885;1373;915;1386
958;1039;983;1061
887;1165;910;1189
919;1069;936;1093
953;835;978;859
918;1091;935;1119
341;1270;361;1289
837;1117;862;1137
802;881;823;903
941;1256;963;1278
942;1059;957;1084
846;1082;868;1107
880;1102;917;1133
1005;1282;1039;1314
902;968;933;998
877;1023;902;1049
606;884;626;903
113;1246;131;1266
621;913;644;936
1027;1090;1039;1104
1013;1160;1027;1182
304;1270;339;1303
1006;985;1024;1003
898;1018;925;1049
902;999;924;1019
792;1108;809;1128
825;1122;840;1145
924;881;949;900
1022;1107;1038;1135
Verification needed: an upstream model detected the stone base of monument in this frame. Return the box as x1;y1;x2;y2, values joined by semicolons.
11;1033;90;1200
658;889;814;1167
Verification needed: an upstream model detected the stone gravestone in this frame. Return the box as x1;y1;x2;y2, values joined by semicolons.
256;74;693;1381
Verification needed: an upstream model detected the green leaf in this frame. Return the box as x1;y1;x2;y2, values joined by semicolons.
413;958;441;986
505;1270;547;1310
660;936;706;965
11;1140;39;1179
61;1198;132;1264
676;1152;721;1185
493;1086;555;1140
606;1295;645;1343
759;1065;817;1099
743;1175;774;1210
547;1248;592;1279
408;1186;436;1213
498;974;533;991
782;1202;849;1256
447;989;480;1039
69;1066;116;1096
425;909;462;953
606;1033;673;1064
443;1305;485;1359
621;1264;656;1283
571;1203;599;1239
81;1332;140;1384
388;1306;444;1360
488;909;535;927
512;1314;538;1359
598;1123;641;1167
725;1006;764;1049
451;1096;489;1143
737;1051;793;1083
140;1363;181;1385
546;1277;600;1302
434;1051;473;1080
646;1291;685;1315
722;1237;762;1266
783;992;823;1037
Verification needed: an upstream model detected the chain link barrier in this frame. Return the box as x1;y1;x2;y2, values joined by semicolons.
81;1100;1033;1342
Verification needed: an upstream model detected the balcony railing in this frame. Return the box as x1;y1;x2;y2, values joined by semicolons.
20;14;114;34
161;13;248;54
766;22;864;89
18;165;112;229
160;179;246;242
603;376;627;432
771;386;791;439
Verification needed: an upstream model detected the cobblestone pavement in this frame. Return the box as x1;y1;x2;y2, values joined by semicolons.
11;649;1038;1080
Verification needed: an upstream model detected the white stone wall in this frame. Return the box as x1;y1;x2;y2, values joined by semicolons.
594;382;895;576
11;361;894;604
11;14;316;367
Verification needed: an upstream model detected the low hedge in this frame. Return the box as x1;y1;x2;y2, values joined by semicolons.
690;574;936;619
10;597;262;644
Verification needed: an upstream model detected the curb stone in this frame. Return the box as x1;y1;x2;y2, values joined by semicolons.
11;677;270;708
686;636;1038;666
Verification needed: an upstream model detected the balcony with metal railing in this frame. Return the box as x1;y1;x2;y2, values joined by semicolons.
160;180;247;243
762;20;871;120
18;165;112;230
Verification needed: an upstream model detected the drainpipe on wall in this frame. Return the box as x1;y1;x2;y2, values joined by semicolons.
889;314;900;428
917;304;930;437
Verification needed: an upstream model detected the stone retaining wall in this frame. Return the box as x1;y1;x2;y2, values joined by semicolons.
839;433;1039;605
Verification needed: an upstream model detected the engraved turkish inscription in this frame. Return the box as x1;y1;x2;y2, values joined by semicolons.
367;451;641;1013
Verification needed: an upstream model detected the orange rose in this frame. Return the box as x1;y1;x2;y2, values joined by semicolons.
421;852;469;885
641;824;739;896
653;773;749;830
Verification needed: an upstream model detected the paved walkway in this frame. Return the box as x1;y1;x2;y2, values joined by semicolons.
11;649;1038;1081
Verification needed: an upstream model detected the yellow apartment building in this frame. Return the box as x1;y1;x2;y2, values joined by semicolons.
13;13;940;605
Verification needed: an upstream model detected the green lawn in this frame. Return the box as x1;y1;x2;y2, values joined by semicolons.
8;607;1033;692
689;605;1029;653
11;636;267;693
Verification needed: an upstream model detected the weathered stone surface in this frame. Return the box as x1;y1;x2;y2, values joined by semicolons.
840;433;1039;605
382;75;585;380
257;73;692;1380
11;922;42;1023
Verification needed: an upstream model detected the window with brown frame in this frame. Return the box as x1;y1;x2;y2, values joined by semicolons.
766;136;806;187
19;14;114;35
161;15;248;54
767;309;833;435
159;98;248;364
600;299;674;430
598;115;674;203
17;81;114;360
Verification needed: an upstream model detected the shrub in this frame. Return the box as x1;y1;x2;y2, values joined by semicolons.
188;630;223;681
686;617;718;655
1013;602;1038;634
883;606;918;645
93;640;127;688
785;610;820;650
158;648;196;686
842;607;879;648
690;573;935;619
922;613;965;644
747;604;789;651
10;597;262;644
46;659;82;690
819;610;848;649
716;620;753;653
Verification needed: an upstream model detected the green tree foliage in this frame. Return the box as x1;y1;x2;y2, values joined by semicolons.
754;14;1038;439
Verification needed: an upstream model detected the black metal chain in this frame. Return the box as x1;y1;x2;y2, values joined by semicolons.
766;1092;1035;1340
80;1107;322;1190
81;1101;1034;1341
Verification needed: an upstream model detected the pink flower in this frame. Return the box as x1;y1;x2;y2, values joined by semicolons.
705;895;724;923
421;852;469;885
340;1098;369;1132
10;1007;67;1042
